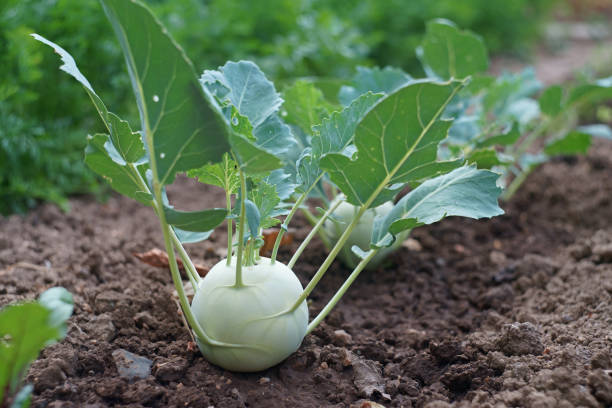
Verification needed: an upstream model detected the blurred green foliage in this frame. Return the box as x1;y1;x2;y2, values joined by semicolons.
0;0;557;215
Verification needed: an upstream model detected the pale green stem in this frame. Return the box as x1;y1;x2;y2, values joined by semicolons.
169;228;201;287
225;190;233;267
511;118;551;156
152;186;234;347
501;167;532;201
300;208;332;251
234;171;247;288
306;249;378;334
288;197;343;269
288;202;370;312
129;163;201;290
270;173;324;264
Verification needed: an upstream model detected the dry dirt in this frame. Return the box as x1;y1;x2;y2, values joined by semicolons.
1;138;611;407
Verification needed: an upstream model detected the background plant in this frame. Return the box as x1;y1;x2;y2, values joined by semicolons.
35;0;505;372
0;287;74;408
1;0;560;215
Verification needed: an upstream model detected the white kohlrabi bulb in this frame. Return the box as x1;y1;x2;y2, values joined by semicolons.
191;257;308;372
324;199;407;269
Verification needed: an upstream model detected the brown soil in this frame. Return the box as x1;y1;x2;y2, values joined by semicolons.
1;140;612;408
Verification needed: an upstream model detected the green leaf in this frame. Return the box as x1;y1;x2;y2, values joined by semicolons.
201;61;291;173
163;207;227;232
283;80;335;135
539;85;563;116
187;153;240;194
544;131;591;156
418;19;488;80
567;76;612;107
339;66;412;106
10;384;33;408
0;288;74;403
321;80;464;207
372;166;503;247
173;228;213;244
38;287;74;337
84;134;152;205
262;169;296;201
466;148;511;169
229;131;282;174
0;303;56;402
244;199;261;239
312;92;383;158
249;181;281;229
476;123;520;148
100;0;230;185
203;61;281;128
578;124;612;140
108;113;146;163
30;34;111;129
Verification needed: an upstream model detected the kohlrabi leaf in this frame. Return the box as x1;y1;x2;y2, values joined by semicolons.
0;288;74;404
418;19;488;80
483;68;541;116
173;228;214;244
9;384;33;408
203;61;281;128
244;199;261;239
163;207;227;232
249;181;281;229
372;166;503;247
38;287;74;338
544;131;591;156
476;123;520;148
312;92;383;158
338;66;412;106
31;34;147;168
405;159;465;184
84;134;152;205
262;169;296;201
539;85;563;116
295;150;321;194
187;153;240;194
201;61;291;173
567;76;612;107
321;80;464;208
466;148;512;169
578;124;612;140
282;80;335;135
229;131;282;174
31;34;110;128
107;113;146;163
100;0;230;185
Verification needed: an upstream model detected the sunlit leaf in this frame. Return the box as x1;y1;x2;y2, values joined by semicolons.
544;131;591;156
201;61;293;173
312;92;383;158
283;80;335;135
84;134;152;205
321;80;464;207
0;288;73;404
187;153;240;194
539;85;563;116
372;166;503;247
339;66;412;106
163;207;227;232
100;0;230;185
249;181;281;229
418;19;488;80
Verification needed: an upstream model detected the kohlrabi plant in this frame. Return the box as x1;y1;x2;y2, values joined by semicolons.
0;287;74;408
35;0;504;372
293;19;612;269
